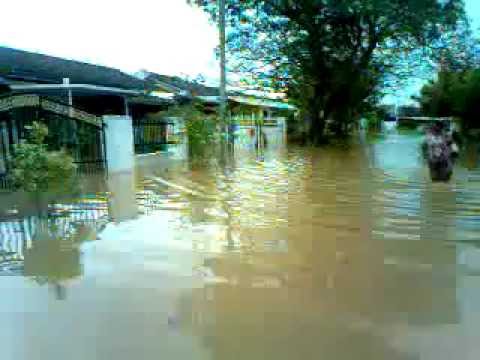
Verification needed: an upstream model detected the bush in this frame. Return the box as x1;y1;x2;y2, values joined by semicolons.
154;101;219;159
9;121;78;195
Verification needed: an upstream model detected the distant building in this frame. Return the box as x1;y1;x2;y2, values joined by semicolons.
142;71;297;149
397;105;422;118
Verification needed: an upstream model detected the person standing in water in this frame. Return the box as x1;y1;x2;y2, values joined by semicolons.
424;122;454;181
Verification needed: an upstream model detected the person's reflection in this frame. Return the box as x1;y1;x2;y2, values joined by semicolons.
420;180;457;242
107;170;138;222
409;180;460;325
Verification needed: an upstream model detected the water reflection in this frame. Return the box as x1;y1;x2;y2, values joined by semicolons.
1;127;480;359
164;136;480;359
0;193;108;296
107;171;138;222
23;220;83;300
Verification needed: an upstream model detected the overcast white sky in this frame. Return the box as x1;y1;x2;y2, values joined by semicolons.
0;0;478;102
0;0;219;81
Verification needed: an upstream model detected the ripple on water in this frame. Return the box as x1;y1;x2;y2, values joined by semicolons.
3;131;480;360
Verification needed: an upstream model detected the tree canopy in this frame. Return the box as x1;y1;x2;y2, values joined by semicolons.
417;23;479;130
189;0;466;143
419;68;480;130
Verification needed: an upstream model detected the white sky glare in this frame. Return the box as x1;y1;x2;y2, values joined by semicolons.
0;0;219;81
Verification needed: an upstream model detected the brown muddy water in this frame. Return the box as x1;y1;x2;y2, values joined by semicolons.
1;125;480;360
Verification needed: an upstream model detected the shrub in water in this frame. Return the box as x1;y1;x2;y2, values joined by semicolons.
9;121;78;195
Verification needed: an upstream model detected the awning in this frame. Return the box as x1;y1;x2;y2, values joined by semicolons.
9;83;143;96
229;96;296;110
196;95;296;110
128;94;173;106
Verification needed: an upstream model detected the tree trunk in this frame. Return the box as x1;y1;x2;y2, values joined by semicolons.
311;113;326;145
307;94;326;145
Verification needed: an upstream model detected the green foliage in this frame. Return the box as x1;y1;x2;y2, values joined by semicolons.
28;121;49;144
363;110;384;133
191;0;465;144
419;68;480;131
9;121;78;194
155;101;220;158
185;113;218;148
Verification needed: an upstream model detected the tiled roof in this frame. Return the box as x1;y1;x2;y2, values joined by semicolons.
144;72;220;96
0;46;146;90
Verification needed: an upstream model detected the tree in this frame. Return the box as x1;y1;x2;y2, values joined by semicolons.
428;16;480;72
189;0;465;144
419;68;480;131
414;14;479;127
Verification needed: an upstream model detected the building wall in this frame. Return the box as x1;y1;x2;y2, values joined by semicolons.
233;118;287;151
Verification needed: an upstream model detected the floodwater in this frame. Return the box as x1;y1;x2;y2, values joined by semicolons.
2;125;480;360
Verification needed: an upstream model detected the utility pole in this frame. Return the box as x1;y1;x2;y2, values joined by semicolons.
218;0;228;141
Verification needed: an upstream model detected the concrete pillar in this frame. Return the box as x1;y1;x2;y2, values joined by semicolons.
103;115;137;222
103;115;134;173
107;170;138;222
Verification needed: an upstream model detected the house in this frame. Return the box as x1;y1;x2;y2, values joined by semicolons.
143;70;295;114
140;71;219;97
142;71;297;147
0;46;174;178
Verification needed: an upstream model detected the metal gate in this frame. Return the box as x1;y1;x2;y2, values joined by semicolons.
133;119;174;154
0;94;105;186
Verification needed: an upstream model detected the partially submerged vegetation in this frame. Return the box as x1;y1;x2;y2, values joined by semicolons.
9;121;78;195
156;101;220;162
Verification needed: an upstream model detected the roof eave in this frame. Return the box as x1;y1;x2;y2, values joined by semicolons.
9;83;144;96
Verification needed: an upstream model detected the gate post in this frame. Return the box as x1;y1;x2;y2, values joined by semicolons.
102;115;138;221
102;115;134;173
